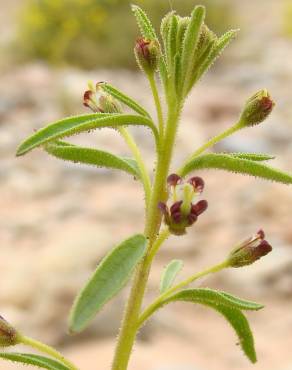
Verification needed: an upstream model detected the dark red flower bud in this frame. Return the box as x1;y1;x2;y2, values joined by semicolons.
0;316;18;347
227;230;272;268
239;89;275;127
134;38;160;75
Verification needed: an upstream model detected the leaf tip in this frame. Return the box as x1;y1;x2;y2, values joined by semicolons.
16;145;26;157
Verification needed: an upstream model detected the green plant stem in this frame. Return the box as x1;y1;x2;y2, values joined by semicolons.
17;334;78;370
148;228;170;261
111;99;180;370
178;122;242;176
148;73;164;137
118;127;151;209
138;260;229;327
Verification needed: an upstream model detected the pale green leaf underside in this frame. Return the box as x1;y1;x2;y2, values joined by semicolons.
69;234;147;333
16;113;158;156
100;82;150;118
148;288;260;363
160;259;183;294
0;353;70;370
180;153;292;184
45;141;140;178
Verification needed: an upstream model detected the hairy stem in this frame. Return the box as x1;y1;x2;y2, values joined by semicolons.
118;127;151;209
18;335;78;370
111;99;180;370
138;260;229;327
178;122;242;175
148;73;164;137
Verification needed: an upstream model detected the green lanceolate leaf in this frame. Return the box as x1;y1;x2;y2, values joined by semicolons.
16;113;158;156
131;4;158;40
142;288;260;363
0;353;70;370
229;152;275;161
180;153;292;185
45;141;141;178
142;288;263;324
195;29;239;83
99;83;150;118
164;289;264;311
213;305;256;363
69;234;147;333
160;259;183;294
166;14;178;72
161;11;173;49
159;58;169;94
180;6;205;95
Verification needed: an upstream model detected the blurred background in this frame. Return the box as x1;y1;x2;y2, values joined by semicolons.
1;0;292;369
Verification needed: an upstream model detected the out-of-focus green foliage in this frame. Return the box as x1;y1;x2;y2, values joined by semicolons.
16;0;235;69
283;1;292;37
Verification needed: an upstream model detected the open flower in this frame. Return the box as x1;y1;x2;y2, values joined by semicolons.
158;174;208;235
227;230;272;267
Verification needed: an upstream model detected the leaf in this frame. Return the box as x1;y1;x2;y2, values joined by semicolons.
180;6;205;93
167;289;259;362
142;288;261;363
160;259;183;294
195;29;239;83
166;14;178;72
180;153;292;185
213;305;256;363
165;289;264;311
229;152;275;161
131;4;158;40
45;141;140;178
186;38;216;94
99;83;150;118
0;353;70;370
69;234;147;333
16;113;158;156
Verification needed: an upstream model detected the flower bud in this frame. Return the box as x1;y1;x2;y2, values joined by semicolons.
227;230;272;268
83;82;122;113
134;38;160;75
158;174;208;236
0;316;18;347
239;89;275;127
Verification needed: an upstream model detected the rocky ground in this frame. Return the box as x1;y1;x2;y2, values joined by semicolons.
1;1;292;370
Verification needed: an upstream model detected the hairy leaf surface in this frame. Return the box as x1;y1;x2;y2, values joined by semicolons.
160;259;183;294
180;153;292;184
131;4;158;40
45;141;140;178
142;288;261;363
69;234;147;333
0;353;70;370
229;152;275;161
16;113;158;156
